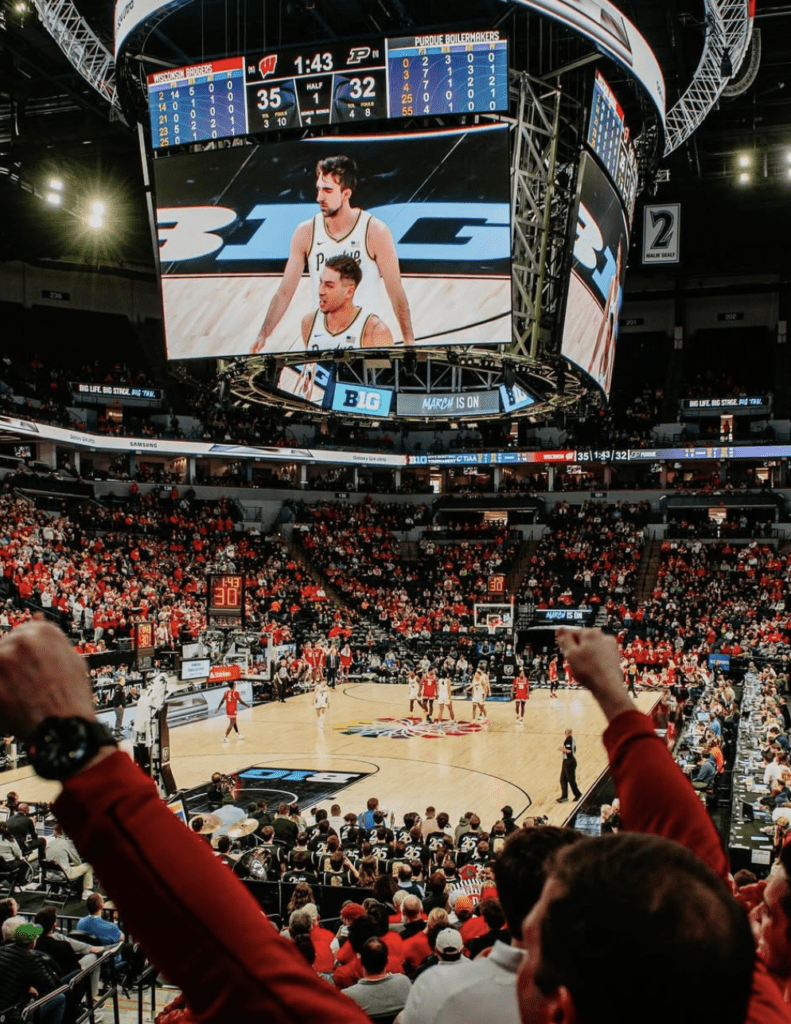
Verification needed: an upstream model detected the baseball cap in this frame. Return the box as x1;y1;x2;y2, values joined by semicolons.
14;923;43;944
435;928;463;954
454;895;474;914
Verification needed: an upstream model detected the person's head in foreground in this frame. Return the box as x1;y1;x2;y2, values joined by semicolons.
516;832;754;1024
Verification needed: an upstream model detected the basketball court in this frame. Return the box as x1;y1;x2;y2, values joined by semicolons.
4;682;659;826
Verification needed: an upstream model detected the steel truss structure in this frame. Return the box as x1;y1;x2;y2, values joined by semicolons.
505;71;582;361
664;0;753;155
33;0;120;113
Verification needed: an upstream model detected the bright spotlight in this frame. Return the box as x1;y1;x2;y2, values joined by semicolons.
87;213;104;229
48;178;63;191
738;154;751;168
45;192;61;206
90;200;105;216
738;171;751;184
14;2;26;11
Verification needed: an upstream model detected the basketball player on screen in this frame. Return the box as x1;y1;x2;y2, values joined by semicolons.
301;256;393;350
590;238;623;393
251;154;414;352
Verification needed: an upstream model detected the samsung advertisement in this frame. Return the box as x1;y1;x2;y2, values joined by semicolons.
154;125;512;359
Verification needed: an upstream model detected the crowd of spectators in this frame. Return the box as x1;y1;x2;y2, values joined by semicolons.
597;539;791;687
518;500;648;612
295;501;518;640
0;488;336;672
2;475;791;720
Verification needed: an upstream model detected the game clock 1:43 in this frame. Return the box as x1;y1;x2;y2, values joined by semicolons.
207;574;244;618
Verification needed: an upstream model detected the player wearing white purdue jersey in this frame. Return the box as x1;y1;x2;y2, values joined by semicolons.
308;209;381;315
252;154;414;352
303;306;374;352
301;255;393;351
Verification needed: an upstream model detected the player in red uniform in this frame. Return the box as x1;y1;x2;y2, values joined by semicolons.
339;642;353;683
216;680;250;742
513;667;530;724
420;668;438;723
548;655;559;699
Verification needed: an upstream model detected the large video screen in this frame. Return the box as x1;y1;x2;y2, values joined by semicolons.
587;72;638;224
276;362;333;407
153;124;512;359
560;152;628;397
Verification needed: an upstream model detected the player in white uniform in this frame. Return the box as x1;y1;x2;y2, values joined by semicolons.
471;664;490;723
436;675;455;722
407;671;422;716
301;256;393;351
252;154;414;352
314;680;330;726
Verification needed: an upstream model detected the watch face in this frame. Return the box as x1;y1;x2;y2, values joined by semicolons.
28;718;117;781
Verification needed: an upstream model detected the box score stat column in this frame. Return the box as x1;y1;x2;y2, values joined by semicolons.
386;31;508;118
149;58;248;149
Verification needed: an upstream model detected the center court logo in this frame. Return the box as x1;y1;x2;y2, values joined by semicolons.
339;717;483;739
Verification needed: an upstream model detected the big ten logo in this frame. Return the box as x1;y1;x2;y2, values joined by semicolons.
238;769;362;782
342;388;381;412
156;203;510;264
574;202;621;304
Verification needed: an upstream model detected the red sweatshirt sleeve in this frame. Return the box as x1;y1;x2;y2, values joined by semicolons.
54;751;370;1024
604;711;790;1024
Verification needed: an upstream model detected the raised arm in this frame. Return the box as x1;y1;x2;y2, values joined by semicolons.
556;627;788;1024
556;627;728;876
368;218;415;345
252;221;312;354
0;619;370;1024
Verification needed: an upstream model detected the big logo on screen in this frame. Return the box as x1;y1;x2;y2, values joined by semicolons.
156;202;510;263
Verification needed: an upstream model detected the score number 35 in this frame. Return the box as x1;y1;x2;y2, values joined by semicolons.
256;86;283;110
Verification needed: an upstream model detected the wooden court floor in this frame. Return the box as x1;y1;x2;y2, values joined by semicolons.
4;683;658;827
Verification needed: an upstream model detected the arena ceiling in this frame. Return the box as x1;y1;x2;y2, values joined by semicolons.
0;0;790;268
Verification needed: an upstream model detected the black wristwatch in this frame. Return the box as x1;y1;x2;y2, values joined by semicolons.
27;717;118;780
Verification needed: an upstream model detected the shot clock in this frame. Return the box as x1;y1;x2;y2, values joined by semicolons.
147;31;508;147
207;573;245;624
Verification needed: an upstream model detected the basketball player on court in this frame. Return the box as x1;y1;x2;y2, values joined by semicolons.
216;679;250;741
435;674;455;723
251;154;415;352
301;256;393;350
420;666;438;723
513;664;529;724
314;679;330;727
471;663;490;723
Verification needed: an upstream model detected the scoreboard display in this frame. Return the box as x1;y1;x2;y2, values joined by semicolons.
149;58;248;149
207;573;244;620
587;72;638;224
387;32;508;118
244;42;387;132
147;30;508;148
